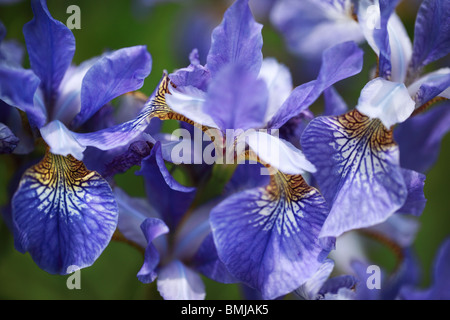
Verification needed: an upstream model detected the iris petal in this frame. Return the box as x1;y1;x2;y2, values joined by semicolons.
356;77;415;129
206;0;263;78
12;150;118;274
137;217;169;284
72;46;152;128
301;110;408;238
23;0;75;106
157;260;206;300
0;122;19;154
0;64;44;128
409;0;450;72
210;171;330;300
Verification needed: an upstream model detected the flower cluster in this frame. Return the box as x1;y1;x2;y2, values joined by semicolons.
0;0;448;300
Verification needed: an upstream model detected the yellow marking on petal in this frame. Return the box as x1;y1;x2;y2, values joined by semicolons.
238;150;316;204
336;109;396;152
146;73;216;138
27;148;98;190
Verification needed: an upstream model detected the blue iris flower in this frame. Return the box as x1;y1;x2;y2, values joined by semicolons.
159;0;364;299
0;0;152;274
114;141;236;300
301;0;449;238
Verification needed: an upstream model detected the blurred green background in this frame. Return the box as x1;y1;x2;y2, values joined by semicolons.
0;0;448;300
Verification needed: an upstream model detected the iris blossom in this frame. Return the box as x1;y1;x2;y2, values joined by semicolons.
301;0;449;238
158;0;364;299
114;142;235;300
0;0;152;274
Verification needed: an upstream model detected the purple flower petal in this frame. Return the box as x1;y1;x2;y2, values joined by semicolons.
115;187;160;249
72;73;169;153
268;41;363;129
323;87;348;116
294;259;335;300
366;214;420;248
193;233;237;284
137;217;169;284
409;0;450;72
12;151;118;274
204;64;268;131
271;0;363;59
0;20;5;43
396;169;426;216
0;63;44;128
40;120;86;160
169;49;210;91
394;101;450;173
356;77;415;129
23;0;75;106
157;260;206;300
301;110;408;238
0;122;19;153
210;174;330;299
0;39;26;67
72;46;152;128
206;0;263;78
408;68;450;107
137;141;196;230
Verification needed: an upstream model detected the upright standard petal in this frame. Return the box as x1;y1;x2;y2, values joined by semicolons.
210;171;330;300
72;46;152;128
203;64;268;132
23;0;75;106
206;0;263;78
301;110;408;238
258;58;293;124
12;150;118;274
409;0;450;73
